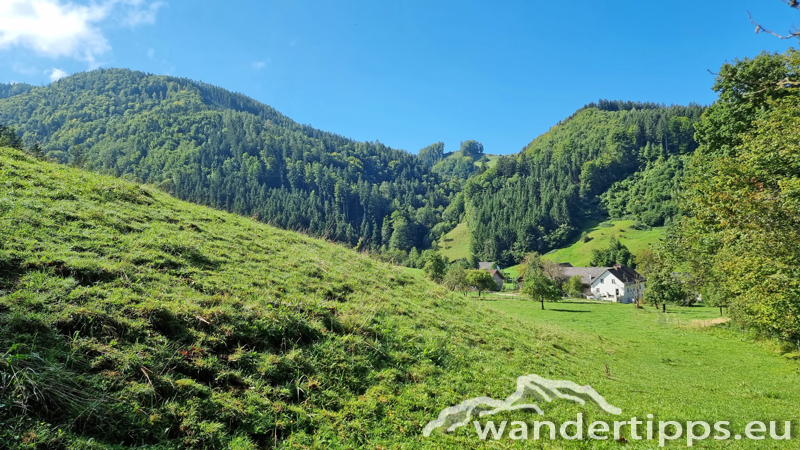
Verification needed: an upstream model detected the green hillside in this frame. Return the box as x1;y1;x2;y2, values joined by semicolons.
0;147;583;449
435;219;663;269
543;220;666;266
464;101;703;265
3;148;799;449
437;222;471;262
477;153;501;168
0;70;452;251
429;140;488;180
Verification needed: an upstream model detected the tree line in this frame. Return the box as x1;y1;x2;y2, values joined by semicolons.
0;69;457;254
463;103;704;266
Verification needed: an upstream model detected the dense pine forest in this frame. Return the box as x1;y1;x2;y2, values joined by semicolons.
464;101;704;265
0;69;452;251
0;70;713;268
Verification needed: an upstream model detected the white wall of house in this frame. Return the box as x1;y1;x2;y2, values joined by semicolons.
590;271;644;304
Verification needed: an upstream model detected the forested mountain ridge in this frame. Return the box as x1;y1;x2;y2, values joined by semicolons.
464;101;705;265
0;83;33;100
0;69;707;269
0;69;451;250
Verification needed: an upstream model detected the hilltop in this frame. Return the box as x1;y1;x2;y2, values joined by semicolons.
464;101;703;265
0;69;451;252
417;140;498;181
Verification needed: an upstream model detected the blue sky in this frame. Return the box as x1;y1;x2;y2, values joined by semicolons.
1;1;797;155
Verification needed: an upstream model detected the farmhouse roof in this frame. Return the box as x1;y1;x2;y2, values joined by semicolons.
607;265;645;283
488;269;506;280
560;267;608;286
478;261;495;270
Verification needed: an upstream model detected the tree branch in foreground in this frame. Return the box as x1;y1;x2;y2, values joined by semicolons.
748;10;800;39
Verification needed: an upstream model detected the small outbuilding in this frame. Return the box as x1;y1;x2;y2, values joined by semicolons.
487;269;506;291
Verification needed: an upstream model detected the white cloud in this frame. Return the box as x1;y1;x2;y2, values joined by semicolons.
0;0;164;68
146;47;154;59
46;67;67;81
12;61;37;74
251;57;271;70
117;0;164;27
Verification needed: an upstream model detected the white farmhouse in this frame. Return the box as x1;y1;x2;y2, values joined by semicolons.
589;264;645;304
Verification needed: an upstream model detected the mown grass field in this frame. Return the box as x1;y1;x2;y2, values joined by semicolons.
543;219;666;266
487;299;800;447
2;148;797;449
438;222;471;262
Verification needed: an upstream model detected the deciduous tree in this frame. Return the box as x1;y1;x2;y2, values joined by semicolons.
465;270;497;297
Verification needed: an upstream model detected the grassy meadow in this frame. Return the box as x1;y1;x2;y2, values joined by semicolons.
488;298;800;447
0;147;562;448
438;219;664;271
543;220;666;266
437;222;471;262
477;154;502;168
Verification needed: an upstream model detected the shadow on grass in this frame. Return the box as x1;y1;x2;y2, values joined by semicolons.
549;309;591;313
559;300;602;304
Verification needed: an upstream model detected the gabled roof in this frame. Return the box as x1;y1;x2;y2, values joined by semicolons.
589;265;645;286
488;269;506;280
607;266;645;284
478;262;496;270
561;267;608;286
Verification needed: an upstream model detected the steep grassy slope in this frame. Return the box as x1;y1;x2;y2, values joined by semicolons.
543;220;666;266
0;148;580;449
2;149;796;449
437;222;471;262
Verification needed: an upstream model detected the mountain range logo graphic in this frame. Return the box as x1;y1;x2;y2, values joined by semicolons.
423;374;622;436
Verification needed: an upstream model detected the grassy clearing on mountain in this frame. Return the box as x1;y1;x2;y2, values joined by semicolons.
437;222;471;262
475;154;501;168
438;219;664;271
543;220;666;266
